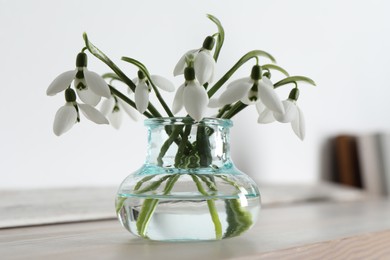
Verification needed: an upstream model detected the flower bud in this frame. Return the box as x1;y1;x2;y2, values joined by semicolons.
65;88;77;102
184;67;195;81
76;52;88;67
202;36;215;51
250;65;262;80
288;88;300;101
137;70;146;80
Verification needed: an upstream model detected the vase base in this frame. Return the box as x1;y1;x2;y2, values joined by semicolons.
116;194;260;241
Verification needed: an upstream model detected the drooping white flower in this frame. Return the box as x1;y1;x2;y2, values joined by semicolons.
173;36;216;85
258;89;305;140
218;65;285;114
53;88;108;136
172;67;209;121
133;71;175;114
100;96;139;129
46;52;110;106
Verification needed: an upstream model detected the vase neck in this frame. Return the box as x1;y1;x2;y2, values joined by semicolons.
144;118;233;169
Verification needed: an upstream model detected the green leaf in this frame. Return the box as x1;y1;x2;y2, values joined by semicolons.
207;14;225;62
196;126;212;167
208;50;276;98
136;198;159;238
261;64;290;77
223;199;253;238
121;56;149;74
274;76;316;88
136;175;180;238
82;33;136;92
121;56;174;117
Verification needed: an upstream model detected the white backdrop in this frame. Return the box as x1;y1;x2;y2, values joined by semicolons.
1;0;390;188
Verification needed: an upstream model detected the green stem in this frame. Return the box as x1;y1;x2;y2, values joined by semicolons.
109;85;153;118
222;101;248;119
150;83;174;117
83;33;162;118
207;50;276;99
174;125;192;167
191;175;222;240
157;125;184;166
216;105;231;118
134;175;172;194
134;175;156;191
121;56;174;117
274;76;316;88
207;14;225;62
136;175;180;238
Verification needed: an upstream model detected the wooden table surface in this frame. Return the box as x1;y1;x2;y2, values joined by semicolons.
1;200;390;260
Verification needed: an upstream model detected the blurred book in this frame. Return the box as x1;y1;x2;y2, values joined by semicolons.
376;133;390;195
332;135;362;188
356;133;388;197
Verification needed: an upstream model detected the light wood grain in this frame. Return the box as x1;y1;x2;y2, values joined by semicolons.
251;230;390;260
0;183;365;228
1;200;389;260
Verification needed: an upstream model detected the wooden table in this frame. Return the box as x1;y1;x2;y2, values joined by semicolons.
1;200;390;259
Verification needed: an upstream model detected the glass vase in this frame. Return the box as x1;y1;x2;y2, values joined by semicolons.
116;117;261;241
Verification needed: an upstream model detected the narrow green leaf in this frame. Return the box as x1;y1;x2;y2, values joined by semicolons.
102;73;123;82
261;64;290;77
207;14;225;61
223;199;253;238
82;33;136;92
136;198;159;238
208;50;276;98
274;76;316;88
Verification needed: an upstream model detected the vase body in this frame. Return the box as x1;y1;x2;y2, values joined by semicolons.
116;117;261;241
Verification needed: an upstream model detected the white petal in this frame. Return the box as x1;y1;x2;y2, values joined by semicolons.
255;101;266;114
172;84;185;114
273;100;298;123
194;51;215;85
291;106;305;140
173;49;197;76
132;77;139;86
83;68;111;98
78;103;109;124
118;98;139;121
208;98;222;108
218;79;252;105
184;81;209;121
257;109;276;124
47;70;77;96
53;103;77;136
258;79;284;114
134;82;149;113
108;109;123;129
75;83;101;107
226;77;252;89
151;75;175;92
127;78;138;94
100;97;115;116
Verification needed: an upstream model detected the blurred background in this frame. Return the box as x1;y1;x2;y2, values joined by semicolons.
1;0;390;189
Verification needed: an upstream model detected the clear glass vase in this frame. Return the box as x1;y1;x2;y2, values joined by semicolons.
116;117;261;241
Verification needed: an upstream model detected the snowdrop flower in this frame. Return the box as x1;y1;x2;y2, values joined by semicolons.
46;52;111;106
133;70;175;114
258;88;305;140
218;65;284;115
173;36;216;85
172;67;209;121
100;96;139;129
53;88;108;136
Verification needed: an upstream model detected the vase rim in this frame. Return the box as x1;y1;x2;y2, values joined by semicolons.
144;117;233;127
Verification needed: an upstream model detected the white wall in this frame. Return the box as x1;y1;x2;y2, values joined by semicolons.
1;0;390;188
